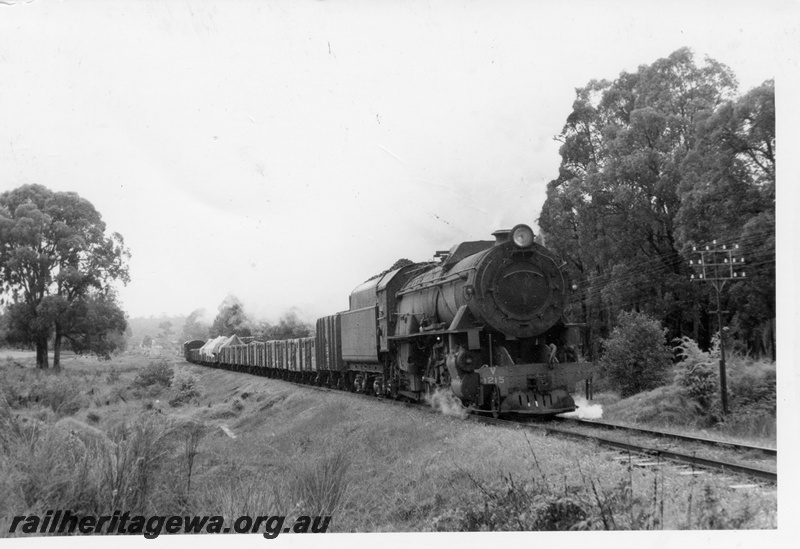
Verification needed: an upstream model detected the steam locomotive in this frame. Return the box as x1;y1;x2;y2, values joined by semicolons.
186;224;594;416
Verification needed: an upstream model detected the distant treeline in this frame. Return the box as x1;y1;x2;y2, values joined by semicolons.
179;295;313;344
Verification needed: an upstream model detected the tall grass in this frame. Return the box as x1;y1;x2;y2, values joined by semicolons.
283;442;351;516
198;472;282;518
431;441;758;531
0;405;210;535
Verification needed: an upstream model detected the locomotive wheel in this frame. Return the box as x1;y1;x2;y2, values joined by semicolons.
489;386;501;419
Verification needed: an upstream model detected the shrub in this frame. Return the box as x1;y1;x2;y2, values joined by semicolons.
673;336;717;411
133;359;174;389
599;311;672;398
27;375;85;416
727;362;776;415
169;369;203;407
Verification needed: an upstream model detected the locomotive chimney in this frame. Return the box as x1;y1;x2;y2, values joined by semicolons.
491;229;511;246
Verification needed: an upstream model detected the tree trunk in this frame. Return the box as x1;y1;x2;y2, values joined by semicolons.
53;322;62;372
36;337;49;370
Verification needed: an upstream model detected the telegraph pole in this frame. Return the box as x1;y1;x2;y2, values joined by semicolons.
689;241;745;417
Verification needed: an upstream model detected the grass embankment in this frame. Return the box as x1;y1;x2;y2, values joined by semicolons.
592;343;776;447
0;351;777;534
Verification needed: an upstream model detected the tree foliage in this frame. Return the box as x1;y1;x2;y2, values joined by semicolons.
676;80;775;357
181;308;210;342
202;295;314;341
539;49;774;357
47;291;128;359
0;184;130;368
158;320;174;345
599;311;673;397
209;295;252;338
262;311;314;340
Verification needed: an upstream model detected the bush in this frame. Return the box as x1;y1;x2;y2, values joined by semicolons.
599;311;672;398
727;362;776;415
169;369;202;407
26;375;85;416
133;359;174;389
673;336;717;411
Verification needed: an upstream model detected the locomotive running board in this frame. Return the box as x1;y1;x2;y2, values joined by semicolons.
387;326;484;341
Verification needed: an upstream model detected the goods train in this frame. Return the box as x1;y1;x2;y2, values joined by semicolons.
185;224;594;416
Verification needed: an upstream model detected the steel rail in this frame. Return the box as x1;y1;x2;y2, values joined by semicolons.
555;417;777;457
541;425;777;484
469;414;777;484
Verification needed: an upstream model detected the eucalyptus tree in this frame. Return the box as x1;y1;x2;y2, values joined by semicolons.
181;308;210;341
209;295;252;338
539;48;738;348
0;184;130;369
676;81;775;356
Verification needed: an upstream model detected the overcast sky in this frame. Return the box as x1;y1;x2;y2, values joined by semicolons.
0;0;796;323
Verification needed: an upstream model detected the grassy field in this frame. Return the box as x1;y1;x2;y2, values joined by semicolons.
0;350;777;535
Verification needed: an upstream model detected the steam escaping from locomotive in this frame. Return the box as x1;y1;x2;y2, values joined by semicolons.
560;396;603;420
425;387;469;419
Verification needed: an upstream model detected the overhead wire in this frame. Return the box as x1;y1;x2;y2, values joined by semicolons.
556;224;775;313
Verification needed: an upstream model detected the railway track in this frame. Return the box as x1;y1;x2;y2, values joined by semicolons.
195;361;778;485
451;413;776;484
554;417;777;456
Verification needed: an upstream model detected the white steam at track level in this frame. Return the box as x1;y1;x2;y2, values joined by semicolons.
559;396;603;420
425;388;468;420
